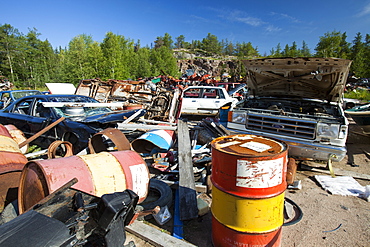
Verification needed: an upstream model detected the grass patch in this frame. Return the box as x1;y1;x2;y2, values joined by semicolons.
344;89;370;102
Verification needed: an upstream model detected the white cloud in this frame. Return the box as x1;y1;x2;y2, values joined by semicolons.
234;16;265;26
270;12;301;23
357;2;370;17
265;25;282;32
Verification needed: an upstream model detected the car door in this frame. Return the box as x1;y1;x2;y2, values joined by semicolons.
197;88;226;114
28;98;60;146
182;87;201;114
4;98;36;137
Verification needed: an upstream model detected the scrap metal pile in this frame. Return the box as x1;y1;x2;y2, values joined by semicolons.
0;106;230;246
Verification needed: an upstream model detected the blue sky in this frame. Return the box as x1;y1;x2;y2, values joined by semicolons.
2;0;370;55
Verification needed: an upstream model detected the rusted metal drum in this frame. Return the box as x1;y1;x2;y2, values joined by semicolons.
88;128;130;154
0;124;28;211
4;124;28;154
131;128;175;153
18;150;150;213
210;134;288;247
0;124;28;174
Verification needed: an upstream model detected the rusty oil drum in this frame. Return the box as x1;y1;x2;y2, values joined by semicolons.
18;150;150;213
0;124;28;211
210;134;288;247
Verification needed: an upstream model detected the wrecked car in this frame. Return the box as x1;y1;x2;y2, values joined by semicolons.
0;90;42;109
181;86;238;116
227;57;352;162
0;94;145;154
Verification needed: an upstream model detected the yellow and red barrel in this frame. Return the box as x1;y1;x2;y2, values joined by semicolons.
18;150;150;213
211;134;288;247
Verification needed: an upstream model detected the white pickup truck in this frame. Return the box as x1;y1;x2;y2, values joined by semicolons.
181;86;238;116
227;57;352;163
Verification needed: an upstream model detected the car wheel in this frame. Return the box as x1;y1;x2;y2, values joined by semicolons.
62;132;79;150
139;178;173;211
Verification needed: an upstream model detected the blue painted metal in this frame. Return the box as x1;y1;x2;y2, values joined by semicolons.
172;188;183;239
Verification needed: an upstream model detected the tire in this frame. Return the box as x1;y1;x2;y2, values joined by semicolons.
139;179;173;210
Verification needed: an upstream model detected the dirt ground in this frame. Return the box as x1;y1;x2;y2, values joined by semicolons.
126;117;370;247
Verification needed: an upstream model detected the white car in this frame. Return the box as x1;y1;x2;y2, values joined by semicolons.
181;86;238;116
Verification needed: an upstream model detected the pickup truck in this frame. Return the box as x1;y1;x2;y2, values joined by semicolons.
227;57;352;163
181;86;238;116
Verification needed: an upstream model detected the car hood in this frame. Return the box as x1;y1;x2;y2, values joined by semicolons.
70;109;146;124
243;57;352;102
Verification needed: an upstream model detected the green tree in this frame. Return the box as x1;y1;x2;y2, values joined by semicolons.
364;34;370;78
101;32;134;80
150;46;179;77
154;33;173;49
315;30;342;57
223;39;235;56
201;33;222;54
0;24;22;84
235;42;259;58
63;34;95;83
136;47;152;78
175;35;185;49
338;32;350;59
300;41;311;57
289;41;300;57
350;32;366;77
86;41;105;78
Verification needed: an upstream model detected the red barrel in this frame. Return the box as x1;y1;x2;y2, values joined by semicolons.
4;124;28;154
0;124;28;211
18;150;150;213
211;134;288;247
0;124;28;174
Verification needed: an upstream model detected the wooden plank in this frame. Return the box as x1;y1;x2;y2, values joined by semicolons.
301;164;370;180
125;221;196;247
177;120;198;220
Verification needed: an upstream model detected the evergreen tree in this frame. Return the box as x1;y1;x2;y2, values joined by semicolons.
289;41;299;57
315;30;342;57
201;33;222;54
300;41;311;57
338;32;350;59
235;42;259;58
364;34;370;78
350;32;366;78
175;35;185;49
154;33;173;49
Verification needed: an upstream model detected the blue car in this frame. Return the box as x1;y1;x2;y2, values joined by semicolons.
0;94;145;154
0;90;43;109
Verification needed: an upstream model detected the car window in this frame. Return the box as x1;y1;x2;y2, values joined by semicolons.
44;96;112;118
203;88;218;98
33;99;52;118
13;98;34;115
12;91;42;100
217;89;225;99
184;88;201;98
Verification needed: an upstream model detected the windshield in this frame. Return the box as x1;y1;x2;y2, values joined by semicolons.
12;91;42;99
47;96;113;118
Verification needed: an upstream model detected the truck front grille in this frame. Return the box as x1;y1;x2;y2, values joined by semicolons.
246;111;316;139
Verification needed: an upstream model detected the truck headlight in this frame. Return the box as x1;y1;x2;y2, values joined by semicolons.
317;123;347;139
230;112;246;124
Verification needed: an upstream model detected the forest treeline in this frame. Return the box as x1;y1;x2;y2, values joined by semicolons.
0;23;369;89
